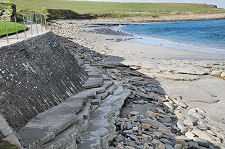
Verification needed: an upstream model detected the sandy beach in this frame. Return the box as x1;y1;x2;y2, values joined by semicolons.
49;19;225;146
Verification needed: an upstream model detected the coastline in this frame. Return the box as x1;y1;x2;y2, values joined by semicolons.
116;20;225;56
96;13;225;23
49;19;225;147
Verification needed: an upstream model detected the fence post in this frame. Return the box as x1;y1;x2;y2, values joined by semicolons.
23;16;26;38
4;18;9;43
45;15;47;31
35;13;38;34
30;14;33;35
40;15;43;32
14;16;18;40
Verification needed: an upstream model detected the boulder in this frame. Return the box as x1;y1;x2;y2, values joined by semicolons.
191;129;215;142
210;70;222;76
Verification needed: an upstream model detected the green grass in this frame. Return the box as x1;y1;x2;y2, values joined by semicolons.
14;0;225;18
0;21;27;37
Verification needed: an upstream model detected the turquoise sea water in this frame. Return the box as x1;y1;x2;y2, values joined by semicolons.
120;20;225;55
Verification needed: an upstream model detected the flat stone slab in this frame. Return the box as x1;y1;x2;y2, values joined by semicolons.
159;73;200;81
42;101;91;149
69;89;97;100
78;86;130;149
83;78;103;89
88;71;102;78
18;99;84;148
69;80;113;102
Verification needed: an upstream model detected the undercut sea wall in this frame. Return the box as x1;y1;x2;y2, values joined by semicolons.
0;32;88;131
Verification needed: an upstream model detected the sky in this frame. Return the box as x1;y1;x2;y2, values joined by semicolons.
70;0;225;9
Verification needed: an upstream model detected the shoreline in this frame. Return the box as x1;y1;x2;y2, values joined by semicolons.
95;13;225;23
49;19;225;144
88;20;225;58
112;24;225;57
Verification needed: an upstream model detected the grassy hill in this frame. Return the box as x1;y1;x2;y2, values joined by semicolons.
14;0;225;18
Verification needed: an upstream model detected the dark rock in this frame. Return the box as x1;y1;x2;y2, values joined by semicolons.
129;134;138;141
188;141;199;149
165;143;174;149
193;137;209;148
114;134;124;143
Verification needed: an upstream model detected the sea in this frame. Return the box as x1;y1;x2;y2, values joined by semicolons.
117;20;225;55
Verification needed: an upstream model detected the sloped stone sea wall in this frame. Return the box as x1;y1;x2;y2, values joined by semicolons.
0;32;88;131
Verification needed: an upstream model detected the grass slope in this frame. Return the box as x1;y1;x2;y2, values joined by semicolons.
0;21;27;37
15;0;225;18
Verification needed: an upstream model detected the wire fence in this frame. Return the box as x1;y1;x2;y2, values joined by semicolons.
1;13;47;44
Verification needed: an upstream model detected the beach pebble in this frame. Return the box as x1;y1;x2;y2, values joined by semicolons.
188;108;205;119
116;143;124;149
185;131;195;140
154;142;166;149
175;135;190;141
195;108;206;116
158;117;172;123
129;134;138;141
184;116;198;126
174;144;183;149
177;122;188;134
156;108;166;114
158;125;172;134
115;134;124;143
126;123;133;130
157;97;167;103
177;102;188;108
192;137;209;147
141;123;151;130
191;129;214;142
198;120;209;130
144;143;153;149
132;126;139;131
210;70;222;76
145;111;156;119
220;72;225;78
188;141;199;149
177;121;185;130
165;143;174;149
175;136;187;147
142;134;153;142
154;132;163;139
163;102;174;110
170;96;182;101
